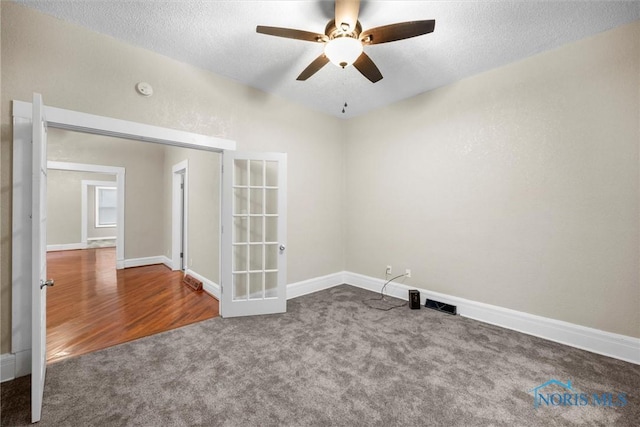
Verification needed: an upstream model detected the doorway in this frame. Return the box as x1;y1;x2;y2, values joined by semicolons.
43;129;220;362
172;160;188;271
13;96;236;422
11;98;234;373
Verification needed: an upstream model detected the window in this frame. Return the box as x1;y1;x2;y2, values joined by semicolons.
95;186;117;227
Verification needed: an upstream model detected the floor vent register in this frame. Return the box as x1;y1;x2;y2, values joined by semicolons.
183;274;203;291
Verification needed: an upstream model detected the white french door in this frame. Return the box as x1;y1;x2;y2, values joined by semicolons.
221;152;287;317
32;93;51;423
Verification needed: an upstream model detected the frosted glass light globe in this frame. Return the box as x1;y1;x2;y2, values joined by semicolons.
324;37;363;68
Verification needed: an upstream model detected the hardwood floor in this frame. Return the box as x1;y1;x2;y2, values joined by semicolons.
46;248;219;364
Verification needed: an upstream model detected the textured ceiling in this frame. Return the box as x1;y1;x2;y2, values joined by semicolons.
14;1;640;118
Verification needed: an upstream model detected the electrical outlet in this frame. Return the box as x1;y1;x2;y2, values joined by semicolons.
405;269;411;278
386;265;392;275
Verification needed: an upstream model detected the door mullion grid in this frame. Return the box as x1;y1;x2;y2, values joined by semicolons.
232;159;251;301
245;159;251;300
261;160;266;298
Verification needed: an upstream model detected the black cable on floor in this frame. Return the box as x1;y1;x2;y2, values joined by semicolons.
363;273;408;311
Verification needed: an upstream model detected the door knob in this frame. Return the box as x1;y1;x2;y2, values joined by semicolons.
40;279;54;289
279;245;286;251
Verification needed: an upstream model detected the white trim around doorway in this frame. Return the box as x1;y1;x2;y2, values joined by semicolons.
11;99;235;375
172;160;189;271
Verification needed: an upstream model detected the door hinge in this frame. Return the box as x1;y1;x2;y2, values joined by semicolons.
180;252;183;258
181;183;184;189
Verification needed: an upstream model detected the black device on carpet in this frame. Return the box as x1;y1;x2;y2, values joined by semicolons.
409;290;421;309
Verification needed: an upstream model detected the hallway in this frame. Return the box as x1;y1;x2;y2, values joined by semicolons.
46;248;218;363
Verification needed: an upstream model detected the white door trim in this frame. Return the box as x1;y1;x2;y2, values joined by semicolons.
81;179;118;248
12;116;34;355
12;100;235;152
11;99;235;374
172;160;188;271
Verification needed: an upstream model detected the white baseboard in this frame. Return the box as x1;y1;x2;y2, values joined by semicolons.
47;242;87;252
1;354;15;382
86;236;116;241
2;349;34;380
343;272;640;365
123;256;171;269
15;349;31;378
287;271;347;300
161;256;173;270
6;269;635;384
185;269;220;300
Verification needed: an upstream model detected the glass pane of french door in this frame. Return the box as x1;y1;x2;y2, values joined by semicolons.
232;158;279;300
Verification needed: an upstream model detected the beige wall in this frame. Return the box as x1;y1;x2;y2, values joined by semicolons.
47;128;166;259
0;2;344;353
47;170;115;245
345;21;640;338
163;146;220;283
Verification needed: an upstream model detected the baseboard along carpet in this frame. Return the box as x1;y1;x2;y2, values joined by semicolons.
1;285;639;426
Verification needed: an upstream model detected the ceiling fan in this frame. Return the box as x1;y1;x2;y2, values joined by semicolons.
256;0;435;83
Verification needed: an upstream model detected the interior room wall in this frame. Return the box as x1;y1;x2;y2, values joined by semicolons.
47;128;166;260
0;2;344;353
86;184;118;241
47;170;115;245
344;21;640;338
162;146;220;284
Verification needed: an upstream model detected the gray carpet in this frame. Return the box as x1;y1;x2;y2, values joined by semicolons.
2;285;639;426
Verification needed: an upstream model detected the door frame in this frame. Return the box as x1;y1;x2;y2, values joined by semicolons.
11;100;235;378
48;163;125;264
171;160;189;271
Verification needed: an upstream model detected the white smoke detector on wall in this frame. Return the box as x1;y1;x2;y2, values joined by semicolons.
135;82;153;97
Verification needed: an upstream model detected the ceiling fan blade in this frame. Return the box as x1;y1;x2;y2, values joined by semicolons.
335;0;360;33
353;52;383;83
256;26;326;43
297;54;330;81
360;20;435;45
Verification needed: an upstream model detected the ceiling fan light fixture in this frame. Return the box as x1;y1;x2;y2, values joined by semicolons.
324;37;363;68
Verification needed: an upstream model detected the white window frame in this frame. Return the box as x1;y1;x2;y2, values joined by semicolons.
94;186;117;228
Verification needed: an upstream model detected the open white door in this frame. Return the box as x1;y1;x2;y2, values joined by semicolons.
221;152;287;317
32;93;51;423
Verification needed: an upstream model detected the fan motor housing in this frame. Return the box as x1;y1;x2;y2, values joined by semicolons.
325;19;362;41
